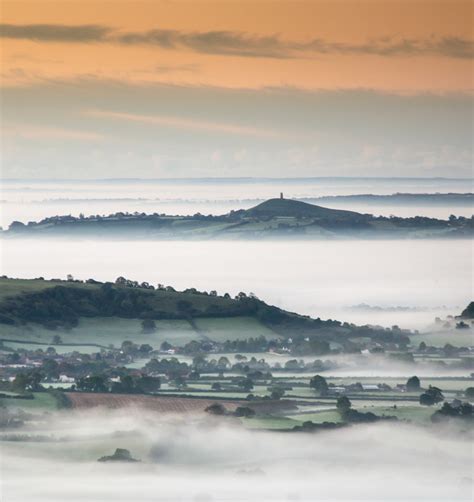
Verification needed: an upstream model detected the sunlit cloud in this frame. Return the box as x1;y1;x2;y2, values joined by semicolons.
84;109;285;138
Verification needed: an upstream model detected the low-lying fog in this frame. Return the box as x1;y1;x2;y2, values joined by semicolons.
1;409;472;501
1;177;472;226
0;239;470;331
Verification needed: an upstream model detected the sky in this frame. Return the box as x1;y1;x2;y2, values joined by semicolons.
0;0;472;179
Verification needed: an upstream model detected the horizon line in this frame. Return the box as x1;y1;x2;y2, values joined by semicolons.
1;176;472;183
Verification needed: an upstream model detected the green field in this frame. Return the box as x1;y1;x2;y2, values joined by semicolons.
0;314;278;350
240;415;302;430
0;278;94;302
194;316;277;341
410;331;474;347
0;392;59;412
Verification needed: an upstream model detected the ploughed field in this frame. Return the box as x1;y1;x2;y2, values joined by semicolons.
66;392;296;415
67;393;244;413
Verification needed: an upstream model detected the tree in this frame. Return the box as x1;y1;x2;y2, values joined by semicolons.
77;375;109;393
139;344;153;354
270;387;285;400
465;387;474;399
136;376;161;393
160;341;172;352
42;359;60;380
52;335;63;345
336;396;352;413
205;403;227;415
234;406;255;418
238;377;254;392
141;319;156;333
431;401;474;423
406;376;421;392
310;375;328;395
12;373;30;393
419;386;444;406
217;356;230;370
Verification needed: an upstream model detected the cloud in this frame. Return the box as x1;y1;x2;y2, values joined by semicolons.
0;23;111;42
1;81;471;178
117;30;289;59
84;109;284;138
1;23;472;59
117;30;474;60
304;36;474;59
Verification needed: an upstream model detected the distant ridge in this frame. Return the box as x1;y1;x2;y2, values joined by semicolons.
243;198;361;219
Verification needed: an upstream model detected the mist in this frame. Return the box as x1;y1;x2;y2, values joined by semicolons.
1;408;472;501
1;177;472;228
0;238;470;331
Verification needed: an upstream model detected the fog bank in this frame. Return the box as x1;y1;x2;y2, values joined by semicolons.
1;409;472;501
0;239;470;330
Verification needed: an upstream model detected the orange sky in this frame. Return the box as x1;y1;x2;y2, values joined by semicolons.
1;0;472;92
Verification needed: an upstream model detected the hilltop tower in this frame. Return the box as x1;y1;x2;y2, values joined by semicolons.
280;192;284;199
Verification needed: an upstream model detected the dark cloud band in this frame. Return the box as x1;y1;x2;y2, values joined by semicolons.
0;23;110;42
1;23;472;59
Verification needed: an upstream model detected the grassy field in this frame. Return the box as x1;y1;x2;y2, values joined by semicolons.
194;316;277;341
0;315;277;349
0;392;59;412
1;340;103;354
240;415;302;430
0;317;195;349
0;277;93;302
410;331;474;347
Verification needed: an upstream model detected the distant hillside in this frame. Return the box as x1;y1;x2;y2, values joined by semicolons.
241;198;363;219
0;277;410;347
459;302;474;319
2;198;472;239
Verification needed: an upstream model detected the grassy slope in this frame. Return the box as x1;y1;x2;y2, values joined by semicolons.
0;277;248;316
0;278;93;302
0;278;279;347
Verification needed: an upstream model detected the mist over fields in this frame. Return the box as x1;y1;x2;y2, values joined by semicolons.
0;177;472;502
1;177;472;227
0;238;470;331
1;409;472;501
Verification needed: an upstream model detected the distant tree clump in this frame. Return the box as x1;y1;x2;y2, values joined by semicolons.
419;386;444;406
406;376;421;392
233;406;256;418
238;377;254;392
310;375;328;395
465;387;474;399
460;302;474;319
141;318;157;333
431;401;473;423
205;403;227;416
336;396;352;413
